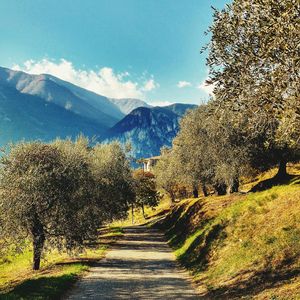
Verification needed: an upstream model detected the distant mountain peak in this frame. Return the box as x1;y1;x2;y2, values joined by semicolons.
0;66;197;156
0;66;124;127
104;104;197;159
109;98;151;115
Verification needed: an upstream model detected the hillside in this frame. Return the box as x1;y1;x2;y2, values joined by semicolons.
0;66;124;128
104;104;197;159
0;66;197;151
109;98;151;114
163;103;198;116
0;84;104;144
154;166;300;299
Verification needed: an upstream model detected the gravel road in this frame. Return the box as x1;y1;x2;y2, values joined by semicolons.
66;226;199;299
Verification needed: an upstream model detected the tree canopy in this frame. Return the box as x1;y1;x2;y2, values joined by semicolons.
206;0;300;173
133;169;160;218
0;138;134;270
155;0;299;198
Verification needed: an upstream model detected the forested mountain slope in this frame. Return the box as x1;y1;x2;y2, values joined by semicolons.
0;83;104;144
104;104;196;158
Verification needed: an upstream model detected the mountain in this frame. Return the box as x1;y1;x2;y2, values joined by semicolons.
104;104;196;159
109;98;151;114
0;83;104;145
0;66;124;128
0;66;197;153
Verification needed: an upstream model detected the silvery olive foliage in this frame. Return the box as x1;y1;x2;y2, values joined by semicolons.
156;104;249;196
206;0;300;169
0;138;134;270
153;148;180;202
91;141;135;221
155;1;299;198
132;169;160;213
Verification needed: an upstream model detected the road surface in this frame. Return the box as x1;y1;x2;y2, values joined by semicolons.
66;226;199;299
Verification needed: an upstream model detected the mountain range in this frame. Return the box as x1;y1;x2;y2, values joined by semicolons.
0;66;196;158
105;104;196;158
109;98;151;115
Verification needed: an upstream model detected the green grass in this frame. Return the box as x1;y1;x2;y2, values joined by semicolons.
0;225;124;299
0;245;107;290
241;163;300;192
155;173;300;298
111;195;171;227
104;226;124;237
0;263;88;300
204;186;300;282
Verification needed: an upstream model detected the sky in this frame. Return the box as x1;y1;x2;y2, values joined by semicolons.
0;0;230;105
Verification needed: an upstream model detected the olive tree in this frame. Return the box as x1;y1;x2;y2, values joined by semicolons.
153;148;181;202
206;0;300;176
91;141;135;222
174;104;249;195
172;106;214;197
0;141;97;270
132;169;160;219
0;139;135;270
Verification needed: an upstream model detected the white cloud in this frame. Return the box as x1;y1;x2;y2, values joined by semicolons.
177;81;192;88
12;58;159;99
197;77;215;96
142;79;159;91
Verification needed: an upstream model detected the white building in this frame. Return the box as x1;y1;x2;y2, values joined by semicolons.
142;156;160;172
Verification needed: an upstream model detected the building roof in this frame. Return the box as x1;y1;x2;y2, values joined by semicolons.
142;155;161;162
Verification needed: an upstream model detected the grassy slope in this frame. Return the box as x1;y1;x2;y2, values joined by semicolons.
155;167;300;299
0;227;123;300
111;195;171;227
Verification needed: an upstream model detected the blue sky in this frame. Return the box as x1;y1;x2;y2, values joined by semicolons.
0;0;230;105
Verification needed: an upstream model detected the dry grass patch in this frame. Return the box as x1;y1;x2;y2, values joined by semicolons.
156;179;300;299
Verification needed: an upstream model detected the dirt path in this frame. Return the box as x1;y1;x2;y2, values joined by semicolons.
66;226;199;299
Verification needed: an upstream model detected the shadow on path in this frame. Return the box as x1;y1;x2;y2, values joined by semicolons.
66;226;199;299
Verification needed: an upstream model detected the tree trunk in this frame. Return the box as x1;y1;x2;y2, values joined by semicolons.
227;178;239;194
226;185;231;195
32;216;45;271
214;183;227;196
202;183;208;197
131;203;134;224
276;159;287;178
192;187;199;198
232;178;239;193
141;204;145;219
170;191;175;203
